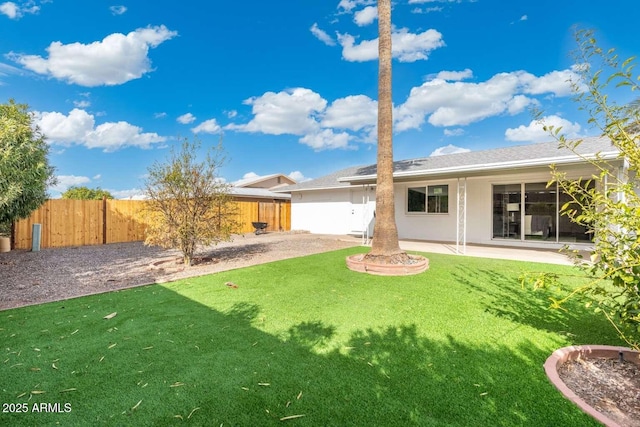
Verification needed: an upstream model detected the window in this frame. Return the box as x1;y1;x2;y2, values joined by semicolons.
408;185;448;213
428;185;448;213
408;187;426;212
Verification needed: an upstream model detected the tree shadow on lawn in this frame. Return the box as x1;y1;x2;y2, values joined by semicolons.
0;286;599;427
450;263;622;346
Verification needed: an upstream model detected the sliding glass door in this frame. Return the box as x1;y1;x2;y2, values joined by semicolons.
492;182;593;243
524;182;556;241
558;182;594;242
492;184;521;240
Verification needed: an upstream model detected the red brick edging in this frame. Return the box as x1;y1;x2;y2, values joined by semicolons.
345;254;429;276
544;345;640;427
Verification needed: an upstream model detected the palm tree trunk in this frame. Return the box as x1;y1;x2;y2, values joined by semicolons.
367;0;404;258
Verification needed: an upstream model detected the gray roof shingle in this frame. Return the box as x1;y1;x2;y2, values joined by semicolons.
276;136;618;192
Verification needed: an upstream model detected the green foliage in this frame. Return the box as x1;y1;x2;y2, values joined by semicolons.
143;138;238;266
0;100;56;231
524;29;640;349
61;186;114;200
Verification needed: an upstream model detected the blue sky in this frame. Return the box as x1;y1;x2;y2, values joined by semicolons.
1;0;639;198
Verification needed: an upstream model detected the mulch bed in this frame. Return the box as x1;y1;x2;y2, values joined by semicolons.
558;357;640;426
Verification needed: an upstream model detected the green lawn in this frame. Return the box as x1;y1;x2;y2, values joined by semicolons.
0;248;622;426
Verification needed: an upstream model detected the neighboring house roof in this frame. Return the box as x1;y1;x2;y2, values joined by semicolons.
231;187;291;200
275;164;373;192
234;173;296;189
276;136;619;192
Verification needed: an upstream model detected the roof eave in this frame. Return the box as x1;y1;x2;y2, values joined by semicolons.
275;184;374;193
338;152;621;184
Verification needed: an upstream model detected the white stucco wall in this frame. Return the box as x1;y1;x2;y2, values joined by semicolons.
290;161;618;247
290;187;375;235
394;178;459;242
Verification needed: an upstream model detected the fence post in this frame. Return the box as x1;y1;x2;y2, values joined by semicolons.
102;196;107;245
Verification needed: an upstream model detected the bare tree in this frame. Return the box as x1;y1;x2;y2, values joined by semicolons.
143;138;238;266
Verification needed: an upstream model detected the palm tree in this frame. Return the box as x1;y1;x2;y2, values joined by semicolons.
365;0;406;261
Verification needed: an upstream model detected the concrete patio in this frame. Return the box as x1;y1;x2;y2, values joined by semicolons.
340;236;586;265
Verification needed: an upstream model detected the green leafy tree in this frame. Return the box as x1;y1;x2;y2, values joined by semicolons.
143;138;238;266
0;99;56;235
524;29;640;349
62;186;114;200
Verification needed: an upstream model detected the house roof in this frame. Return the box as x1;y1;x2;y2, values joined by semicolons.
275;164;372;192
231;187;291;200
233;173;296;189
277;136;619;192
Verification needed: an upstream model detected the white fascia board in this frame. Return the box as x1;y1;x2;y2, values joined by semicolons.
275;185;351;193
338;151;621;183
276;183;377;193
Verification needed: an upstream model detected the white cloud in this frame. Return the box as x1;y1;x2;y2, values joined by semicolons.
232;172;260;186
0;1;40;19
520;15;528;21
0;2;18;18
408;0;464;3
521;68;583;96
92;174;102;180
322;95;377;132
443;128;464;137
411;6;443;13
10;25;177;86
191;118;221;134
338;0;375;13
226;110;238;119
338;28;444;62
230;88;326;136
110;188;147;200
154;112;167;119
430;144;470;156
35;108;167;152
50;175;91;193
506;94;538;115
434;69;472;81
228;88;374;150
354;6;377;26
395;68;577;130
177;113;196;124
84;122;165;151
109;5;127;15
73;99;91;108
504;115;582;143
35;108;95;143
299;129;352;151
288;171;312;183
0;61;23;84
310;23;336;46
241;172;260;180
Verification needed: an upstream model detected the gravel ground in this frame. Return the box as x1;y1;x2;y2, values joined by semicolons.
0;232;361;311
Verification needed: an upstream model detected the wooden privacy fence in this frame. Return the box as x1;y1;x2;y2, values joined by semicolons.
13;198;291;250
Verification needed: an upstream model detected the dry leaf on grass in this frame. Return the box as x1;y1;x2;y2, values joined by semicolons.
103;312;117;320
280;414;306;421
